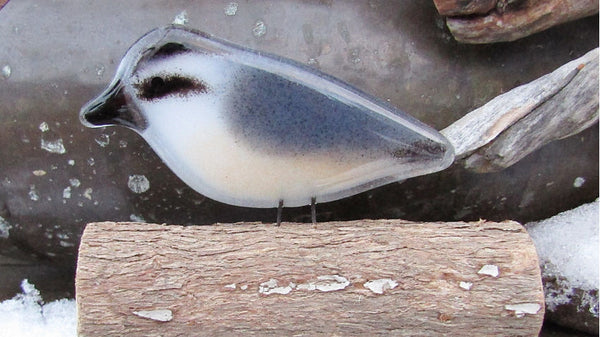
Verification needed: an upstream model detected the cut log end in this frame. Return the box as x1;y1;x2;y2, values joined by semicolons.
76;220;544;336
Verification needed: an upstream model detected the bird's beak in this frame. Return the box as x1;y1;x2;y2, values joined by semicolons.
79;81;146;131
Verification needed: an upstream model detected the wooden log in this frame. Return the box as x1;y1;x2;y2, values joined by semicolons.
76;220;544;336
434;0;496;16
441;48;598;173
434;0;598;44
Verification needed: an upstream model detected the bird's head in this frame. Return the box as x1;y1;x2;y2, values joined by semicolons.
79;26;235;134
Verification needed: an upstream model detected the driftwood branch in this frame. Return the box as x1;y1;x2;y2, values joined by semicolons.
441;48;598;173
434;0;497;16
76;220;544;336
434;0;598;44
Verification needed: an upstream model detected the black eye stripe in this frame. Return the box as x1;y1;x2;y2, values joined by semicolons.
152;43;189;59
135;75;209;100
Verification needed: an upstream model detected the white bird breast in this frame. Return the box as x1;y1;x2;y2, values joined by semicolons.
80;26;455;208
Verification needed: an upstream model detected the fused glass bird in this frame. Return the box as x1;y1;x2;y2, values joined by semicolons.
80;25;454;224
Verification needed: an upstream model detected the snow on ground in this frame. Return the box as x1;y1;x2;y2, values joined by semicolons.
525;199;599;316
0;279;76;337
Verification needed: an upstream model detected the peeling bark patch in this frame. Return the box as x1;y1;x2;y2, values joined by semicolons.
258;275;351;295
459;281;473;290
297;275;351;292
132;309;173;322
363;279;398;294
505;303;541;318
259;279;293;295
478;264;499;277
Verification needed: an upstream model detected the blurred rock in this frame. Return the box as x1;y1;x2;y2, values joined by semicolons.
540;321;598;337
0;0;597;305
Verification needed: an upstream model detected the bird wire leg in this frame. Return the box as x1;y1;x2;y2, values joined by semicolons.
310;197;317;225
276;199;284;226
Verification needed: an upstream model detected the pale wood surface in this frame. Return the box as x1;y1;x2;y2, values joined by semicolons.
76;220;544;336
434;0;598;44
442;48;598;173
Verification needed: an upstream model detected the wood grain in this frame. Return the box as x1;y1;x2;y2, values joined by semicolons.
76;220;544;336
442;48;598;172
434;0;598;44
434;0;496;16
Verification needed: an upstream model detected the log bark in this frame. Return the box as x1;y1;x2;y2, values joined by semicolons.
76;220;544;336
441;48;598;173
433;0;598;43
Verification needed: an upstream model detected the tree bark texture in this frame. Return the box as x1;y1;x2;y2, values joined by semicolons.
76;220;544;336
441;48;598;173
433;0;599;43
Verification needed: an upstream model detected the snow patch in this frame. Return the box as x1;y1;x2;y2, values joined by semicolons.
172;10;188;25
252;20;266;37
573;177;586;188
0;279;76;337
69;178;80;187
128;175;150;194
95;64;105;78
59;240;74;248
28;185;40;201
38;122;49;132
525;200;599;315
83;187;93;200
129;214;146;222
224;2;238;16
62;186;71;199
1;64;11;79
0;216;11;238
94;134;110;147
41;138;66;154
